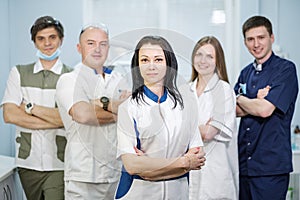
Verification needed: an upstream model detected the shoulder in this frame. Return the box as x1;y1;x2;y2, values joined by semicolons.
218;80;233;91
57;69;78;85
61;63;73;73
15;62;35;72
118;97;137;115
268;55;297;79
240;63;253;74
178;83;198;108
272;54;293;63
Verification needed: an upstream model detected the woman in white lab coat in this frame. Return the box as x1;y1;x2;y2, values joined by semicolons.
189;36;239;200
115;35;206;200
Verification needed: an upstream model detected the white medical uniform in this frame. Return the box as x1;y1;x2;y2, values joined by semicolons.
189;73;239;200
116;84;203;200
56;63;127;198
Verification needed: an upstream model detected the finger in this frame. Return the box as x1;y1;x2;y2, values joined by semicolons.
187;147;200;154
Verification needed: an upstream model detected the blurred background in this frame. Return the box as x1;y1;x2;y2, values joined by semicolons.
0;0;299;160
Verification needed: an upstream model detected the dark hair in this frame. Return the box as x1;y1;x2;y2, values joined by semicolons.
190;36;229;83
30;16;64;42
242;16;273;38
131;35;183;109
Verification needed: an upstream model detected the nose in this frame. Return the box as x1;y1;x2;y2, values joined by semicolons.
254;38;259;47
149;61;155;69
44;38;51;46
199;56;206;63
95;44;101;52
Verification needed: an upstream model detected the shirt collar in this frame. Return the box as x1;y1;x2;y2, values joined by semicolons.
93;66;112;75
252;51;275;71
190;73;219;93
253;62;262;71
143;85;168;103
33;59;63;74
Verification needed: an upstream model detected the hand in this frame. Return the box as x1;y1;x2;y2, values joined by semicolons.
134;146;145;156
90;99;101;106
257;85;271;99
20;102;26;112
205;117;212;125
119;90;131;100
184;147;206;171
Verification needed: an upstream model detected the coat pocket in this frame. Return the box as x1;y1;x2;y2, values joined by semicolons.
56;135;67;162
16;132;32;159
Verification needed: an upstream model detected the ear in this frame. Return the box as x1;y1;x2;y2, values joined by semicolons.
76;43;81;54
60;37;64;46
270;34;275;43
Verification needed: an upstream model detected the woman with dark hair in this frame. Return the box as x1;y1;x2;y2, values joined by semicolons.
115;36;205;200
188;36;238;200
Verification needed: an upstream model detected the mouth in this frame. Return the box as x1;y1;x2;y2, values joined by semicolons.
253;48;263;54
43;48;54;54
92;54;102;58
146;73;158;76
197;64;209;69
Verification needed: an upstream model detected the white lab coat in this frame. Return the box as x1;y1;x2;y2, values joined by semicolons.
189;74;239;200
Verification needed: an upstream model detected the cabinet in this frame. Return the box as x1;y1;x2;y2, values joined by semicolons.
289;150;300;200
1;175;15;200
0;156;23;200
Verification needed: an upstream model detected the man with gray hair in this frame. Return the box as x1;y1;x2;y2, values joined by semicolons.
56;23;130;199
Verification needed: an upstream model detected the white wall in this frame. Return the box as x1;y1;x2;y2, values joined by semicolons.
83;0;238;82
0;0;14;156
1;0;299;156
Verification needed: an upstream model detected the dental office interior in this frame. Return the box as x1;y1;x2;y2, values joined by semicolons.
0;0;300;199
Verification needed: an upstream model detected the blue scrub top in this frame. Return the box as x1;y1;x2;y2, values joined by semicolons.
234;52;299;176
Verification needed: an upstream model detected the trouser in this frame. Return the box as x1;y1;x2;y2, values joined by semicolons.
65;180;118;200
18;167;64;200
239;174;289;200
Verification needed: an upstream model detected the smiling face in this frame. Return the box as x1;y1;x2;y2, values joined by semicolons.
193;43;216;79
244;26;274;64
34;27;62;56
138;44;167;88
77;28;109;70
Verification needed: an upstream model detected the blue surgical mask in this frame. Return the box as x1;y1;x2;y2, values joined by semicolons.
238;83;247;95
36;48;61;61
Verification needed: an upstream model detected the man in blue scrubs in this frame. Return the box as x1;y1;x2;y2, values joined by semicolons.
234;16;298;200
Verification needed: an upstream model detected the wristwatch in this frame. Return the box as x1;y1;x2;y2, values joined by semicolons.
100;96;109;111
25;102;34;115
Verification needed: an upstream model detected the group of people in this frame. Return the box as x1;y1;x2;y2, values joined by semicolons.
1;14;298;200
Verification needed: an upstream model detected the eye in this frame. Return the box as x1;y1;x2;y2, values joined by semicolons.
155;58;164;63
50;35;57;40
140;58;149;63
87;41;95;46
36;37;44;41
207;55;213;59
100;42;108;48
195;53;202;57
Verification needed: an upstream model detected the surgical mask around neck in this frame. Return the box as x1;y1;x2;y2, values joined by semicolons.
36;48;61;61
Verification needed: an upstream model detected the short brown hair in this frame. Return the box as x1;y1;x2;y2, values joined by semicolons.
242;16;273;38
30;16;64;42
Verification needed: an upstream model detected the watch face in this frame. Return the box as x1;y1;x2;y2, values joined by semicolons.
100;97;109;103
